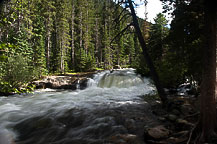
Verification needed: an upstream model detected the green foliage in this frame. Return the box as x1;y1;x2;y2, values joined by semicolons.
160;0;204;86
84;52;96;71
148;13;169;62
0;55;36;94
157;55;187;87
0;0;152;93
3;55;34;87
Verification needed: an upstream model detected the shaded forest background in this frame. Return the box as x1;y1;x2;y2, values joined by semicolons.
0;0;203;94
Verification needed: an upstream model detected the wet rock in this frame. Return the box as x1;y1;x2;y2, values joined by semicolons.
14;116;53;140
145;125;170;140
79;78;89;90
111;125;128;134
125;118;136;129
56;109;85;128
91;116;116;126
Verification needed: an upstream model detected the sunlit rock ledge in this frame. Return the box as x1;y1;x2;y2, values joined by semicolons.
33;71;98;90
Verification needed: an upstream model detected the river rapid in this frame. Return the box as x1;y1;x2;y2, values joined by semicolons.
0;68;156;144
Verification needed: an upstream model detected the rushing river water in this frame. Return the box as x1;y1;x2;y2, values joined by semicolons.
0;69;156;144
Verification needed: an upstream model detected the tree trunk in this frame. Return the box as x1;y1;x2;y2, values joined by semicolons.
71;3;75;69
128;0;167;104
45;6;51;72
79;11;83;71
85;4;89;54
46;30;51;72
60;40;64;74
197;1;217;142
95;18;99;67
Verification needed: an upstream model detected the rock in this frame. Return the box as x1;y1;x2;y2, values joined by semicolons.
120;134;138;143
33;76;89;90
167;114;177;121
109;134;140;144
172;131;188;137
113;65;121;69
180;104;193;115
176;119;194;130
79;78;89;90
171;109;180;115
125;119;136;129
145;125;170;140
166;136;187;143
158;117;166;121
108;135;127;144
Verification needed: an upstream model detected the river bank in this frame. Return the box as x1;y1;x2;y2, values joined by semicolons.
0;71;100;97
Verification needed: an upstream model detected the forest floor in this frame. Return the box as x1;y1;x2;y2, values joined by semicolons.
143;95;201;144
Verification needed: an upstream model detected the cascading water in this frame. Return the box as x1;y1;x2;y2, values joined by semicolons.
0;68;156;144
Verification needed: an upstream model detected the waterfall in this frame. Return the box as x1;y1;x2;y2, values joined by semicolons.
87;68;145;88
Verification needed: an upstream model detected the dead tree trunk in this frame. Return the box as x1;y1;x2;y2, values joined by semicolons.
128;0;167;104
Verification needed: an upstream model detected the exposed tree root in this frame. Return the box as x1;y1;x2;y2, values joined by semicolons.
187;122;217;144
187;124;197;144
184;112;200;119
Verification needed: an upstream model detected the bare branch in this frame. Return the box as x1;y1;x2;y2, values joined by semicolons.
113;7;128;24
113;12;132;29
110;22;133;45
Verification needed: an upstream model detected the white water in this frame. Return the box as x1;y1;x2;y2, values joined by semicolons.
0;68;155;143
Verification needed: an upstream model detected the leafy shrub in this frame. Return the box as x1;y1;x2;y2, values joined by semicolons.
0;55;36;93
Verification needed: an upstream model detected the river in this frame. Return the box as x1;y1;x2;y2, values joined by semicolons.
0;68;156;144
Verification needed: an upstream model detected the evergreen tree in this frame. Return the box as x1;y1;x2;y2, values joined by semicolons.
0;0;147;93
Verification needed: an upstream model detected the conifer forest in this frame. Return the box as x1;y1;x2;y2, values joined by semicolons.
0;0;217;143
0;0;149;92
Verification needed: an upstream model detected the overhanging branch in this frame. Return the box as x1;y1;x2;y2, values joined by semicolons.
110;22;133;45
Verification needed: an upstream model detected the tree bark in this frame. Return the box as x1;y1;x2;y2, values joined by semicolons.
46;30;51;72
71;2;75;69
95;17;99;67
60;40;64;74
79;11;83;71
128;0;167;104
198;0;217;142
